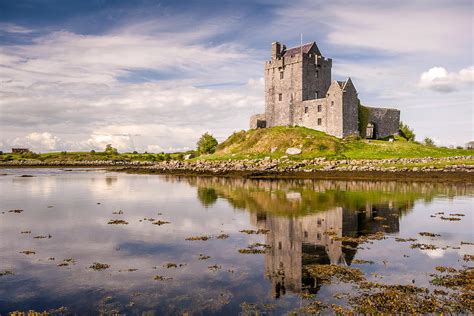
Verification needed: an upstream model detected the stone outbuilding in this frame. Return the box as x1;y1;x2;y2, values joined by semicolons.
250;41;400;139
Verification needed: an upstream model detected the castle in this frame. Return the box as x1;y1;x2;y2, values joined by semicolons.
250;41;400;139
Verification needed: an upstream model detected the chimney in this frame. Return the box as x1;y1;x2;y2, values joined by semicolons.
271;41;281;59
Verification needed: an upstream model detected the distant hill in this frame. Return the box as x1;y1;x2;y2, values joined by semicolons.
210;126;471;160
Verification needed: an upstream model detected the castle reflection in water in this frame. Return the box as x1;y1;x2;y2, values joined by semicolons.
168;176;469;298
250;203;400;298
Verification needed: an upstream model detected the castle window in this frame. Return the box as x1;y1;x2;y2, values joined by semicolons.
317;105;322;112
278;93;282;101
304;106;308;114
278;241;282;250
317;118;322;125
280;71;284;79
315;91;319;98
304;231;308;238
317;219;322;226
331;101;334;106
315;71;319;78
317;233;321;240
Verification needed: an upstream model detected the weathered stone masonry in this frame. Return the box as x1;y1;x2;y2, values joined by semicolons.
250;41;400;139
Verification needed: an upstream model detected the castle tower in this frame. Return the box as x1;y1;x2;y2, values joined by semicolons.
264;41;332;127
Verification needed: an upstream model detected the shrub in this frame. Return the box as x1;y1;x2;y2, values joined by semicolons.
399;122;415;141
105;144;118;155
358;103;369;138
90;150;96;154
423;137;435;147
197;133;218;154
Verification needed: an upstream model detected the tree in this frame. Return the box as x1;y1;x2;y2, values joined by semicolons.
399;122;415;141
423;137;435;147
105;144;118;154
197;133;218;154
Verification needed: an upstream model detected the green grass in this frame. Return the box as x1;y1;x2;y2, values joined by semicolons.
206;127;472;160
0;151;186;163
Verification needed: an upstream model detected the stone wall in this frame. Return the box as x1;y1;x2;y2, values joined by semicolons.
250;113;266;129
341;79;359;138
302;55;332;101
366;107;400;138
324;82;344;138
264;55;303;126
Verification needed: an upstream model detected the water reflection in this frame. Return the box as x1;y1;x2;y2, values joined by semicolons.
182;176;471;298
0;170;472;314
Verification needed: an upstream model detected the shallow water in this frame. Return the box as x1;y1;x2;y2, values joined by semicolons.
0;168;472;314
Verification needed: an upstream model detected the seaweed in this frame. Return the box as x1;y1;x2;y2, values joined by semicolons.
216;233;229;239
152;220;170;226
208;264;221;272
89;262;110;271
198;254;211;260
185;235;212;241
107;219;128;225
239;229;270;235
411;243;438;250
20;250;35;255
419;232;441;237
0;270;14;277
154;275;172;281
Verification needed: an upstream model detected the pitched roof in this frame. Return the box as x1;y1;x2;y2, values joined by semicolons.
336;81;345;88
282;42;316;57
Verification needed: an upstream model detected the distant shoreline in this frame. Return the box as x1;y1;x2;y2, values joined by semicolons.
1;156;473;182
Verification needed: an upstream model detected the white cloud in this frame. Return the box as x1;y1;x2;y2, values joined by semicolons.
12;132;61;152
275;0;471;55
418;66;474;93
0;23;33;34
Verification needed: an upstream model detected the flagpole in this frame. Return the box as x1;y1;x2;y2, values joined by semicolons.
300;33;303;55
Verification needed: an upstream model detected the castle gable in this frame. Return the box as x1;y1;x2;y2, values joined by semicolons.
282;42;320;57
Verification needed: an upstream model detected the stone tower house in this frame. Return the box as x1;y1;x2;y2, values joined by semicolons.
250;41;400;139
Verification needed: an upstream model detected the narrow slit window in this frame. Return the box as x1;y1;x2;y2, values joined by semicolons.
317;118;322;125
331;101;334;106
304;106;308;114
315;91;319;99
278;93;282;101
280;71;284;79
315;70;319;78
317;104;322;112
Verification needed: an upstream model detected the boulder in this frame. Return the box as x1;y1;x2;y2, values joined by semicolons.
285;148;302;155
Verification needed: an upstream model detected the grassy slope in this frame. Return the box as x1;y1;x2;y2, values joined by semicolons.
208;126;472;160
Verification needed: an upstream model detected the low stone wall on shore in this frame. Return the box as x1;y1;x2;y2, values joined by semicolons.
1;156;473;174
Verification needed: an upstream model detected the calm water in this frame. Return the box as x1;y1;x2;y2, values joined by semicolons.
0;168;472;314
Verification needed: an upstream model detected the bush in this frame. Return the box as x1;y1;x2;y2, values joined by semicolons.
90;150;96;154
105;144;118;155
423;137;435;146
358;103;369;138
197;133;218;154
399;122;415;141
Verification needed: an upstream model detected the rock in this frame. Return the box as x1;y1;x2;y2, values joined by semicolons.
286;148;302;155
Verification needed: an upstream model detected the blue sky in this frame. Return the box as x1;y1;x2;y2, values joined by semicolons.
0;0;472;152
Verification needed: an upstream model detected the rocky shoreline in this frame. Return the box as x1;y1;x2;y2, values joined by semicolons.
1;156;473;181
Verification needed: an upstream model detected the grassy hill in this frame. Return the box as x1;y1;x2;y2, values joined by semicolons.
208;126;471;160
